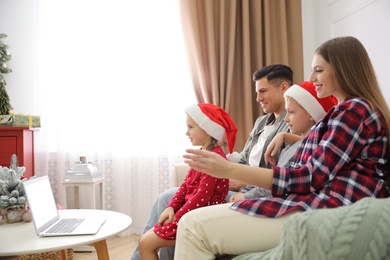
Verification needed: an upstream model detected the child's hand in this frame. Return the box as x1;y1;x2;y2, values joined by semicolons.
157;207;175;226
228;179;246;191
264;133;285;165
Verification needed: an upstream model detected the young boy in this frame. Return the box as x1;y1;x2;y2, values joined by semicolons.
230;81;337;204
265;81;337;166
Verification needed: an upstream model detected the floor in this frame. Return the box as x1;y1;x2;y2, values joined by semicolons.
73;234;139;259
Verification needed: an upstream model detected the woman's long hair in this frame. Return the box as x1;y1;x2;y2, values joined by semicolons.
315;36;390;140
316;36;390;186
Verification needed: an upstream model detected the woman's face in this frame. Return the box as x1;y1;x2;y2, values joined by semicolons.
309;54;342;103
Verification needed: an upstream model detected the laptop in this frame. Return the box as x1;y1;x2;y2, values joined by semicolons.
23;175;106;237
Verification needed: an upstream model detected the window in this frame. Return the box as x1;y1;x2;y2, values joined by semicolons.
36;0;195;154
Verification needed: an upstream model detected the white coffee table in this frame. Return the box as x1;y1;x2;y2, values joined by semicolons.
0;209;132;260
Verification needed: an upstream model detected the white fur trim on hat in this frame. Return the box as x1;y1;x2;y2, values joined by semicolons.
226;151;241;163
284;85;326;122
185;105;225;142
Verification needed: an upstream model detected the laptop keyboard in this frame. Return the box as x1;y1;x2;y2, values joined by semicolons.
47;218;85;233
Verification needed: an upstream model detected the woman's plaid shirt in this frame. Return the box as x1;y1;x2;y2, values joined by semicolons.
231;98;389;217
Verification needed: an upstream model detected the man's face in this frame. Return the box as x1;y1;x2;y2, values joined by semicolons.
255;77;287;117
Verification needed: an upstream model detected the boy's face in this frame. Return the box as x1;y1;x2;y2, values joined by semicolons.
284;98;315;136
255;78;287;118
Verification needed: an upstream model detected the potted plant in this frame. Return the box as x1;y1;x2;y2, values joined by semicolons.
0;154;29;224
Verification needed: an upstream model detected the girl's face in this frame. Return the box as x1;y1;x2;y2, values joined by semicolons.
284;98;315;136
309;54;343;103
186;115;213;150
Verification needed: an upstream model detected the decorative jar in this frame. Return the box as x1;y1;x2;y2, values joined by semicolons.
0;204;27;224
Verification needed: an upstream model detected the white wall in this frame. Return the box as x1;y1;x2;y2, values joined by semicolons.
302;0;390;101
301;0;330;80
0;0;38;114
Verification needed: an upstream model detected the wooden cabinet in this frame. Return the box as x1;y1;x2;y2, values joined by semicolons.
0;127;38;178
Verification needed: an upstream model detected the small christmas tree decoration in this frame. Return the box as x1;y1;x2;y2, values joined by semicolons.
0;154;29;224
0;33;13;115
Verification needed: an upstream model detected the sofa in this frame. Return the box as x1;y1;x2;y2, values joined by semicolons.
169;163;189;188
169;163;390;259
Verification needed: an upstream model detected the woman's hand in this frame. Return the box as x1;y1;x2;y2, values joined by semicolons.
183;149;232;178
157;207;175;227
185;148;274;190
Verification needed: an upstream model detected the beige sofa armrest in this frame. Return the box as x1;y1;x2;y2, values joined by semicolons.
169;163;190;188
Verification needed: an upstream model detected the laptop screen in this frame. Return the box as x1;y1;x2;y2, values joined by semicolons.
23;176;60;231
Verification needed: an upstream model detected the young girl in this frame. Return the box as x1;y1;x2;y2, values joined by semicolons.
138;103;237;260
178;36;390;259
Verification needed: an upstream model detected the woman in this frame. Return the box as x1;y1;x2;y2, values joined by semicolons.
175;36;390;259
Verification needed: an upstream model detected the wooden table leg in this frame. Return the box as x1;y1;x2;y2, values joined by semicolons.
90;239;109;260
59;249;69;260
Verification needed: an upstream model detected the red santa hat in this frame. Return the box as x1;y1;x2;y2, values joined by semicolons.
185;104;237;153
284;81;338;122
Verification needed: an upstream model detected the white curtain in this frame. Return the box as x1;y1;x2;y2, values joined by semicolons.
33;0;195;235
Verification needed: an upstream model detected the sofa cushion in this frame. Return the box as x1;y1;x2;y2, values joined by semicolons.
233;197;390;260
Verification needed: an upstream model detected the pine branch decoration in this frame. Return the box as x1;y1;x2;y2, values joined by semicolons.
0;33;13;115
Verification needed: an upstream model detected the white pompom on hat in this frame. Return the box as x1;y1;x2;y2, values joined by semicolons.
185;104;237;153
284;81;338;122
226;151;241;163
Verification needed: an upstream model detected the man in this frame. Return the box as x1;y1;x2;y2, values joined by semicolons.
229;64;292;202
131;64;293;260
